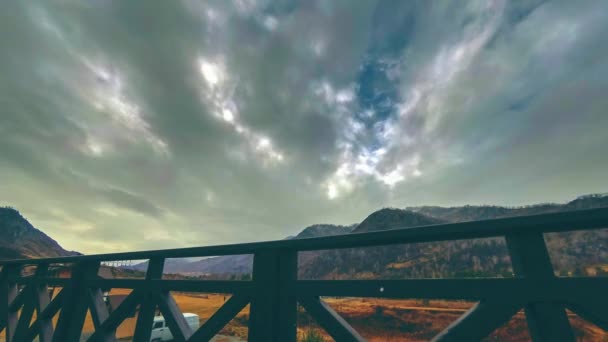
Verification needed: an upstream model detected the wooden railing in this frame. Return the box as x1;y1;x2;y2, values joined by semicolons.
1;208;607;341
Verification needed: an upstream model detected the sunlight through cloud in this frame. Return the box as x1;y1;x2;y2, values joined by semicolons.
196;55;285;166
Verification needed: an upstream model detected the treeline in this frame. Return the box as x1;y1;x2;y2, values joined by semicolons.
299;230;608;280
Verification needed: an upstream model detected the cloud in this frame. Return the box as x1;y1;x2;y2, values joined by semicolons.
101;188;165;218
1;0;607;253
194;56;285;165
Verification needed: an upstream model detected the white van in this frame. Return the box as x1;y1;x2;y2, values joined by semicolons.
150;313;200;342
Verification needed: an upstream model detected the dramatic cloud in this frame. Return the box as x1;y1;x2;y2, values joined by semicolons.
1;0;607;253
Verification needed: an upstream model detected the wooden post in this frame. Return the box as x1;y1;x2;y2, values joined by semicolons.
133;257;164;342
33;263;54;342
53;261;100;342
248;249;297;342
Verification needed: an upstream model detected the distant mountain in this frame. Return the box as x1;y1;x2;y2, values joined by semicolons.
10;193;604;279
352;208;443;233
295;224;354;238
0;207;79;260
131;224;355;275
407;193;608;222
300;208;448;279
302;194;608;280
131;194;608;279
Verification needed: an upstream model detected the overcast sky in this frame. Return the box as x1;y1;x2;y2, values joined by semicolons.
1;0;607;254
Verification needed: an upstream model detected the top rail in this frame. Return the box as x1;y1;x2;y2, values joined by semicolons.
1;207;607;265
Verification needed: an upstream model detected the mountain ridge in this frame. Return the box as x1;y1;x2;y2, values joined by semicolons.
149;193;608;279
353;208;443;233
130;223;356;274
3;193;607;279
301;193;608;279
0;207;79;259
130;193;608;277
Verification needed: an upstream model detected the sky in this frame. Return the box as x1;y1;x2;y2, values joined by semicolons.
1;0;607;254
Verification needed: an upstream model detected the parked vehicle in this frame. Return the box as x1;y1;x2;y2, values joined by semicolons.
150;313;200;342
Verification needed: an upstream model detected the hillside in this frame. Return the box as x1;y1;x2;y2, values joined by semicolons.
352;208;443;233
132;224;354;275
0;207;78;259
129;193;608;280
6;193;606;279
407;193;608;222
295;224;354;238
127;194;608;279
301;194;608;279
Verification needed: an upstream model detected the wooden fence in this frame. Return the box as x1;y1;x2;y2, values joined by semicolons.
1;208;607;341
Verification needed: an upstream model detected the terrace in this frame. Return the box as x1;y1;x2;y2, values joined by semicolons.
1;208;607;341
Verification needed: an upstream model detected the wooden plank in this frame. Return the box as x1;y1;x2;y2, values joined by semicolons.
13;261;50;342
506;233;574;342
7;288;26;313
38;289;65;320
566;297;608;331
12;288;35;342
87;278;253;293
298;296;365;342
88;288;110;331
4;280;18;341
24;290;66;342
12;277;69;287
188;295;250;341
26;276;603;302
133;257;164;342
0;208;606;265
33;264;54;342
432;300;522;341
0;265;20;337
296;278;608;301
297;279;520;300
157;291;192;342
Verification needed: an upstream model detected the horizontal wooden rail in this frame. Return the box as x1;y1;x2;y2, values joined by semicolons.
296;278;608;301
0;207;606;341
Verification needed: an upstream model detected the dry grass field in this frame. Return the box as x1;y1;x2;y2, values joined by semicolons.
308;298;607;341
1;289;606;341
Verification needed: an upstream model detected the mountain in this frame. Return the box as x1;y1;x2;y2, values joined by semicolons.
9;192;598;279
302;194;608;280
295;224;354;238
0;207;79;260
407;193;608;222
301;208;448;279
130;194;608;279
352;208;443;233
131;224;355;275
